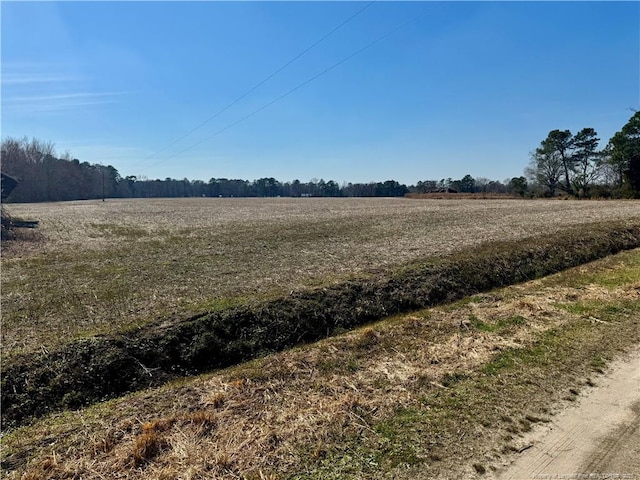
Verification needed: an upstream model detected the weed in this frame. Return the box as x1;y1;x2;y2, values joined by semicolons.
413;374;433;390
355;328;380;349
131;429;167;467
207;392;225;409
183;410;217;437
441;372;468;387
214;453;234;471
591;356;607;373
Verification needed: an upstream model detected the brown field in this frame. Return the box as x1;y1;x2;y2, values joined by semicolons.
405;192;520;199
2;197;639;360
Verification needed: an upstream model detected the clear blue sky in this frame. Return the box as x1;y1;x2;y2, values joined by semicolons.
2;1;638;185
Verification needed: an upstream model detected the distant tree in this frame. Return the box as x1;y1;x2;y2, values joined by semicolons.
598;145;620;192
413;180;438;193
508;176;528;197
290;179;303;197
344;182;376;197
120;176;137;197
541;130;575;194
375;180;408;197
324;180;341;197
526;144;563;197
0;138;24;176
316;179;327;196
486;180;508;194
473;177;490;193
3;137;55;201
208;178;221;197
342;182;357;197
626;154;640;198
458;174;475;193
607;111;640;196
571;128;602;197
191;179;207;197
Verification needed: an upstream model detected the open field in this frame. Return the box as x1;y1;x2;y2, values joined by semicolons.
3;246;639;479
2;197;640;361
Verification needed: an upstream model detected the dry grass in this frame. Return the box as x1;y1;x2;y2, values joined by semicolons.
2;198;639;360
3;247;639;479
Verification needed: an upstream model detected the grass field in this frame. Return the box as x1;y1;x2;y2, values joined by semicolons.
3;246;639;479
2;197;639;361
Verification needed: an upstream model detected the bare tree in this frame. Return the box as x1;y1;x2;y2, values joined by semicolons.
526;146;563;197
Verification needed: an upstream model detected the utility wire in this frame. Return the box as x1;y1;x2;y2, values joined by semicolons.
133;1;375;169
144;8;428;171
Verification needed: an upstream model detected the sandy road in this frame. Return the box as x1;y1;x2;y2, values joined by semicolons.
494;348;640;480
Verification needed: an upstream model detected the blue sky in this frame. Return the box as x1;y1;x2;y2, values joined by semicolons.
2;1;639;185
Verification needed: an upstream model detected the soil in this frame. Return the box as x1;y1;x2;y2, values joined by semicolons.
494;348;640;480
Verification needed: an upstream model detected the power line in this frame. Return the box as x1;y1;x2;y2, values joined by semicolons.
132;1;376;170
144;8;428;171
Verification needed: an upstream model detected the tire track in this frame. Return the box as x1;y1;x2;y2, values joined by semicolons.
495;348;640;480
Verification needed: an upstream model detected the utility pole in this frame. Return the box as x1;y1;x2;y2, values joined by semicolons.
101;165;105;202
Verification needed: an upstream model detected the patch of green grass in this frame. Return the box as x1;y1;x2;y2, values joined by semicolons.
543;248;640;289
293;442;385;479
471;314;528;333
191;296;254;313
504;315;528;327
469;314;491;331
555;302;592;316
441;372;469;387
316;356;362;374
297;406;428;478
590;355;608;373
582;254;640;288
555;299;639;320
482;354;517;376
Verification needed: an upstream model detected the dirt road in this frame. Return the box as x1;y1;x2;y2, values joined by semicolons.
494;348;640;480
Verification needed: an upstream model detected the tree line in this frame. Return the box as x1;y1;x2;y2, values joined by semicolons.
0;137;522;202
2;112;639;203
1;138;122;203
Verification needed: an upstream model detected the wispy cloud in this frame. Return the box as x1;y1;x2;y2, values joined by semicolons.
1;62;128;114
1;61;82;85
3;91;132;114
7;91;130;104
1;73;79;86
2;92;129;113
